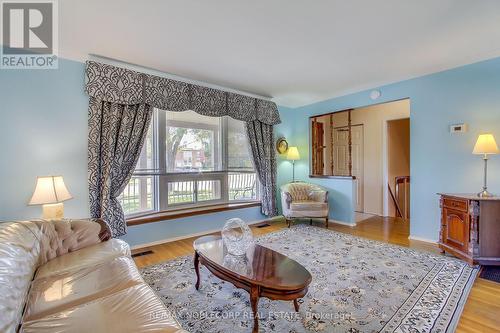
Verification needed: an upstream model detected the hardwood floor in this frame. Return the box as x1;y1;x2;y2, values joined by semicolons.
133;216;500;333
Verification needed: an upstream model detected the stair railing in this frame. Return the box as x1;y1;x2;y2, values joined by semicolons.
388;183;404;219
395;176;410;220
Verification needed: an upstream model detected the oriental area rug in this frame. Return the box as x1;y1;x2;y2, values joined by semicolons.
141;225;477;333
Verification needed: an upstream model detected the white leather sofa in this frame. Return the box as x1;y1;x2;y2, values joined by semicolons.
281;182;329;228
0;219;186;333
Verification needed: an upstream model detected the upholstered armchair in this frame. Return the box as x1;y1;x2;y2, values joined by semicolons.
280;182;329;228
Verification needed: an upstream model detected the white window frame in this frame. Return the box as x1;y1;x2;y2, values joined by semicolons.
123;109;259;217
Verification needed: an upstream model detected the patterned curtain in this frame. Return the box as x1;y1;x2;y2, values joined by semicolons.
88;98;153;237
246;120;278;216
85;61;281;125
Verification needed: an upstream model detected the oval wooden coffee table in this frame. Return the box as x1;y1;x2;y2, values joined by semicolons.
194;235;312;333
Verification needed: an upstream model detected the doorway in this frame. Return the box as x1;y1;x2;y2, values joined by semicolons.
384;118;410;219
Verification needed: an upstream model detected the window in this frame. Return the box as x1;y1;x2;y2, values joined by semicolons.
118;109;258;216
165;111;221;172
117;120;155;215
227;117;256;201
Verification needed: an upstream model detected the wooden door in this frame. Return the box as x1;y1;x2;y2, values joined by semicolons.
442;207;469;253
312;121;324;174
334;125;364;212
333;127;350;176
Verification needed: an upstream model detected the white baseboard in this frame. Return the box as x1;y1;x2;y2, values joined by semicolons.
330;220;357;227
408;235;438;244
130;218;270;250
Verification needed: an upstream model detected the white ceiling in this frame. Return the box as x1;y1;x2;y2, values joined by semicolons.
60;0;500;107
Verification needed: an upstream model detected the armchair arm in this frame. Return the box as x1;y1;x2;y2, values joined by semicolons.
281;191;293;209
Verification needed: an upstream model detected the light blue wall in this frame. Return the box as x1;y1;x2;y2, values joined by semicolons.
278;57;500;241
0;58;266;247
0;59;90;219
275;106;356;223
2;56;500;245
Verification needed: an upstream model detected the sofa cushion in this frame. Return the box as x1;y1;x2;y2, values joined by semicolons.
20;284;187;333
24;256;143;321
35;239;130;279
0;221;41;333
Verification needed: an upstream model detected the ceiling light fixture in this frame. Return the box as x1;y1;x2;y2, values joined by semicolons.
370;90;381;100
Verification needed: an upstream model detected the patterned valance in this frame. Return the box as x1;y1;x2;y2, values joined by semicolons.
85;61;281;125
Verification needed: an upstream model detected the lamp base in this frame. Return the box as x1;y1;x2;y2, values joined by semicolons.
42;203;64;219
477;189;495;198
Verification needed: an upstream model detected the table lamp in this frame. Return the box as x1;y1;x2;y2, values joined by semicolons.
29;176;73;219
286;146;300;182
472;134;499;197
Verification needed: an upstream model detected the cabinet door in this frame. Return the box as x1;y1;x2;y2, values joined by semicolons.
442;207;469;253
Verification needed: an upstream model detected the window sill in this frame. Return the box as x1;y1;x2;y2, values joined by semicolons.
309;174;356;180
126;201;261;226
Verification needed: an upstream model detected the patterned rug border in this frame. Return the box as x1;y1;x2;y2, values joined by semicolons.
141;225;479;333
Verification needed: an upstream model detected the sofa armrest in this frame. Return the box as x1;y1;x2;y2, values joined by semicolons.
91;218;112;241
32;219;106;265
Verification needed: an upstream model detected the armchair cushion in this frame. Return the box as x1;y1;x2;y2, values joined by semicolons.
290;200;328;212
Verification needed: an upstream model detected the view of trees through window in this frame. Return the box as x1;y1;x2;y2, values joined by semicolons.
118;109;258;215
166;110;220;172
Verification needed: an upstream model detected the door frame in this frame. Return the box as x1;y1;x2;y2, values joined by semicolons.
382;117;410;217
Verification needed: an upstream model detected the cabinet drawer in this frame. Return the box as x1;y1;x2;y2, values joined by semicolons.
442;197;468;212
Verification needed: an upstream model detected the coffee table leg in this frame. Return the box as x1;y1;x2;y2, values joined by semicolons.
250;286;260;333
194;251;200;290
293;299;300;312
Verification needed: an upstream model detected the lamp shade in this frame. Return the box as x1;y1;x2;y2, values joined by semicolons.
472;134;499;155
29;176;73;205
286;146;300;160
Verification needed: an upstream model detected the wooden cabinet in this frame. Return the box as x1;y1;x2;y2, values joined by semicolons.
439;194;500;265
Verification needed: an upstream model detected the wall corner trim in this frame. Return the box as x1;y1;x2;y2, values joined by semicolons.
408;235;438;244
